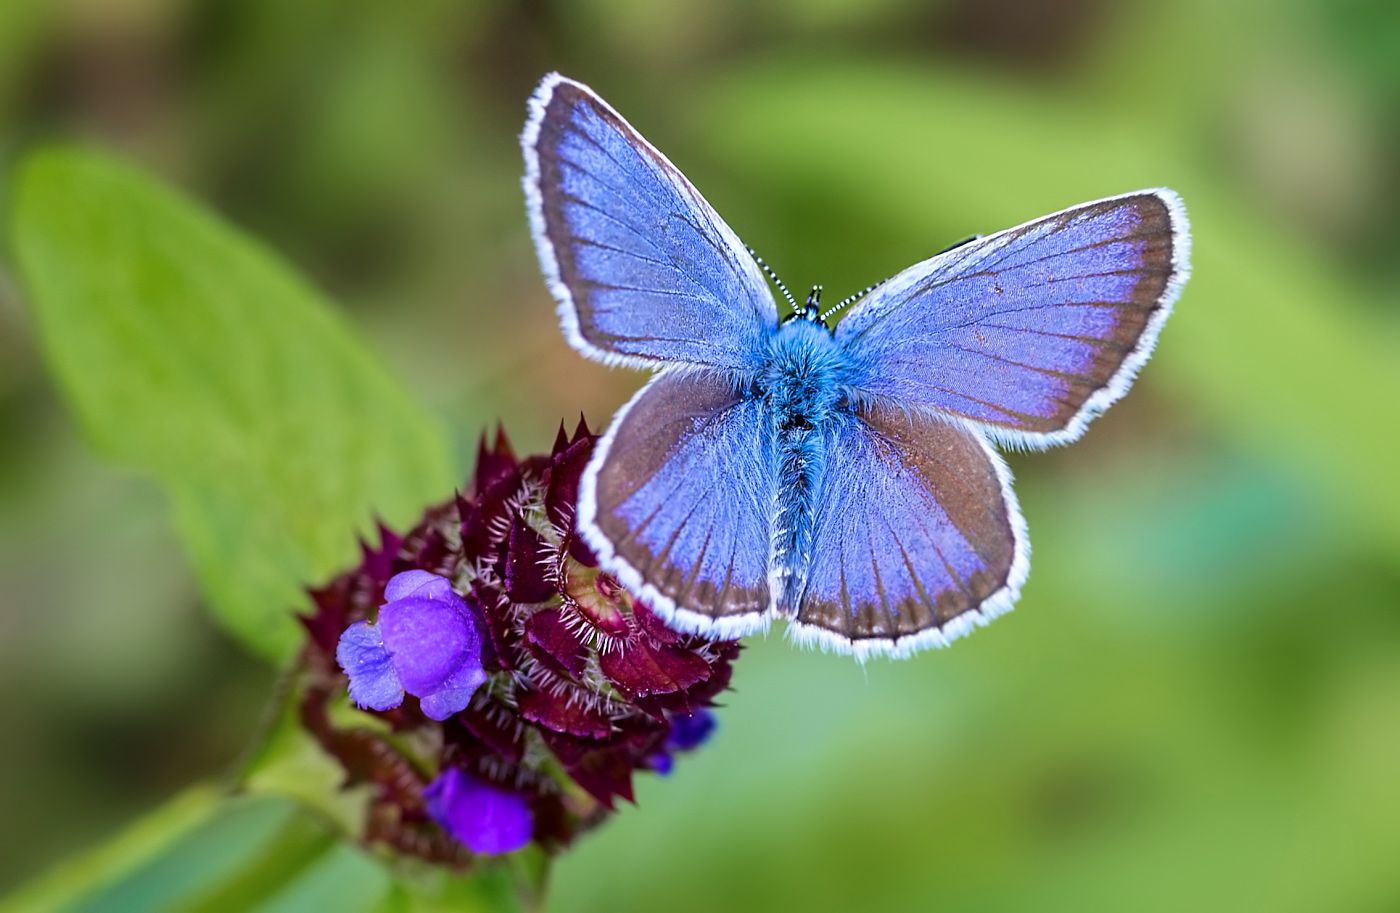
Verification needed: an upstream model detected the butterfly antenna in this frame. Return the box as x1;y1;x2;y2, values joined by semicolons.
747;247;798;311
820;277;890;322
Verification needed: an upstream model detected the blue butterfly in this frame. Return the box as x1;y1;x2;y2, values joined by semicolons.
521;73;1191;659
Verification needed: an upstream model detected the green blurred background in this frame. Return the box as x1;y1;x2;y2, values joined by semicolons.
2;0;1399;910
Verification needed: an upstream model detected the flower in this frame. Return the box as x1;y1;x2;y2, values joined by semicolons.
666;709;717;751
297;419;740;865
647;709;718;775
336;570;487;720
425;767;534;856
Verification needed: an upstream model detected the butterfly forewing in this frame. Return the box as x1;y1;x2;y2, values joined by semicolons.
836;191;1189;448
791;405;1027;658
579;370;777;638
523;74;777;371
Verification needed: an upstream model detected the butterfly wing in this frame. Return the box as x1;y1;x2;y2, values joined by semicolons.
836;190;1190;448
790;404;1027;659
579;370;777;637
523;73;777;371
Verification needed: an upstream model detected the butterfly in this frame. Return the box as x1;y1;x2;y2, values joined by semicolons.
521;73;1190;659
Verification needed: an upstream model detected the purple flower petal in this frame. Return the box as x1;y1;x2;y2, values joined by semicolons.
425;767;533;855
418;660;489;721
666;709;716;752
336;621;404;711
384;568;452;602
379;577;476;695
339;571;488;720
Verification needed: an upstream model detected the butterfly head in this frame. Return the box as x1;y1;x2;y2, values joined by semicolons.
784;284;829;330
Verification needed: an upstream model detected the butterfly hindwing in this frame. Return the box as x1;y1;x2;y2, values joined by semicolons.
579;370;777;637
523;73;777;371
791;405;1028;658
836;190;1189;448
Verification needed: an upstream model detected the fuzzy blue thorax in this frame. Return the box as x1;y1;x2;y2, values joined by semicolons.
761;320;843;427
760;319;847;612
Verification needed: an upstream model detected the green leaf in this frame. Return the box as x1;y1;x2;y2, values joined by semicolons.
0;784;536;913
0;785;227;913
169;811;340;913
0;788;385;913
9;147;455;661
0;0;51;121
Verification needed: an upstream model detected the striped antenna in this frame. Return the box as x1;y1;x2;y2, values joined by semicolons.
820;277;890;322
747;247;798;311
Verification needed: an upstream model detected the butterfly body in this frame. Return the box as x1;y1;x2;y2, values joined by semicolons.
759;316;847;612
522;73;1191;659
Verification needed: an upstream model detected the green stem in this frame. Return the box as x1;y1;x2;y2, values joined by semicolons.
378;853;551;913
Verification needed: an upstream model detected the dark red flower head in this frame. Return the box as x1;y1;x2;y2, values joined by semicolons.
299;419;737;863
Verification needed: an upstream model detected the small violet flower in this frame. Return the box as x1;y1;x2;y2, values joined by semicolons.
648;709;718;775
666;709;717;751
425;767;534;856
336;569;486;721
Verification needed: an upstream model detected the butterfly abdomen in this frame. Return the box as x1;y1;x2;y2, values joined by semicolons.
761;322;847;614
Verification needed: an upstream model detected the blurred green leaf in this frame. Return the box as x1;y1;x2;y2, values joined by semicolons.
172;812;340;913
0;0;50;122
0;785;226;913
0;788;386;913
0;783;535;913
9;148;455;661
